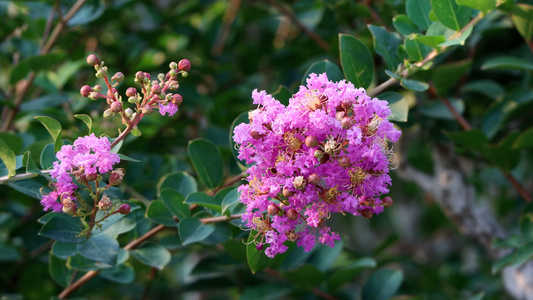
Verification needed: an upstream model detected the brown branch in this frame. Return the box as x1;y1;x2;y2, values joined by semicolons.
439;97;472;130
261;0;330;51
201;214;243;224
209;172;246;196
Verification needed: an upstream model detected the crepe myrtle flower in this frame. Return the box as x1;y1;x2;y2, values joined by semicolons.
233;73;401;257
40;134;120;212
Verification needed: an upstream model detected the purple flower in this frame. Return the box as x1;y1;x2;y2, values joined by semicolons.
233;73;401;257
158;102;178;116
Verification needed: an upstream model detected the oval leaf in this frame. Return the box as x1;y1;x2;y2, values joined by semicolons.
74;114;93;134
368;25;402;70
362;268;404;300
481;56;533;71
131;242;171;270
431;0;472;31
147;200;179;226
77;234;119;266
0;138;16;177
246;230;274;274
184;192;222;213
160;188;190;219
35;116;63;152
188;139;223;189
339;34;374;89
39;213;85;243
157;171;197;197
406;0;432;30
302;59;344;85
511;3;533;40
393;14;419;36
179;217;215;245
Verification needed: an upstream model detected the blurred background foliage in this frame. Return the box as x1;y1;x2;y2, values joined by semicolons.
1;0;533;299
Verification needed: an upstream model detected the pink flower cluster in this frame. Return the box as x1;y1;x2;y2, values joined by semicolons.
233;73;401;257
41;134;120;212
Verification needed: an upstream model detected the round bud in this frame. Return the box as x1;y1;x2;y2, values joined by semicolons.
143;72;151;81
75;171;88;186
126;87;137;97
305;136;318;148
135;71;145;81
151;84;161;95
95;70;105;78
178;59;191;71
169;61;178;69
293;176;306;190
251;130;264;140
110;101;122;113
109;168;125;186
169;80;179;90
86;54;98;66
172;94;183;105
62;198;77;215
286;208;298;220
98;195;113;211
89;91;100;100
118;203;131;215
256;243;264;251
341;98;352;109
107;88;118;98
181;71;188;77
142;105;153;115
267;203;280;215
124;108;133;118
283;186;295;198
158;73;165;82
335;111;345;121
382;196;393;207
111;72;124;82
103;108;115;119
314;149;324;160
85;172;98;181
80;85;92;97
337;156;351;168
360;208;374;219
341;116;354;129
307;173;320;185
93;85;103;92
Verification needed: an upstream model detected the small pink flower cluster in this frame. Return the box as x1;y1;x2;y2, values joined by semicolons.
233;73;401;257
41;134;120;213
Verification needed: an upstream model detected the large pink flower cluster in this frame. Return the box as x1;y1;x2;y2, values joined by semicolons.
41;134;120;212
233;73;401;257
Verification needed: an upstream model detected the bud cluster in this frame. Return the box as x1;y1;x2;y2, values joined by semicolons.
233;73;401;257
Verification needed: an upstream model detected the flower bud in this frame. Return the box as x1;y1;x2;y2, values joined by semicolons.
93;85;103;92
144;72;151;81
256;243;264;251
80;85;92;97
110;101;122;113
172;94;183;105
169;80;179;90
103;108;115;119
169;69;177;77
307;173;320;185
142;105;153;115
118;203;131;215
305;135;318;148
85;172;98;181
96;70;105;78
125;108;134;118
111;72;124;82
267;203;280;215
86;54;98;66
341;98;352;109
335;111;345;121
107;88;117;98
89;91;100;100
251;130;264;140
181;71;188;77
151;84;161;94
98;195;113;211
169;61;178;69
360;208;374;219
337;156;351;168
382;196;393;207
341;116;354;129
75;171;89;186
283;186;295;198
286;208;298;220
314;149;324;160
109;168;125;186
62;198;77;215
135;71;145;81
126;87;137;97
293;176;306;190
178;59;191;71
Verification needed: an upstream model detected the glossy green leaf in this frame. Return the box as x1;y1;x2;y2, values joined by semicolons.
328;257;377;291
308;240;344;271
405;38;433;62
446;129;488;152
339;34;373;89
406;0;432;30
160;188;190;219
19;94;69;112
378;92;409;122
481;56;533;71
10;53;66;85
393;15;419;36
432;59;472;96
40;143;57;170
415;35;447;49
284;264;326;287
513;242;533;266
0;138;16;177
100;264;135;284
157;171;197;198
520;211;533;241
179;217;215;244
272;85;292;106
362;268;404;300
368;25;402;69
131;242;171;270
35;116;63;152
0;133;22;154
229;112;250;170
7;178;48;199
419;98;464;120
431;0;472;30
188;139;223;189
439;26;473;46
68;254;100;271
77;234;119;265
492;253;513;274
246;230;274;274
74;114;93;134
400;78;429;91
52;241;78;259
147;200;179;226
514;127;533;149
184;192;222;213
511;4;533;40
49;254;73;288
456;0;496;13
302;59;344;86
461;80;505;100
482;132;520;172
0;242;21;262
221;188;240;215
67;0;106;26
200;222;232;245
98;217;137;236
492;235;524;249
22;151;41;174
39;213;85;243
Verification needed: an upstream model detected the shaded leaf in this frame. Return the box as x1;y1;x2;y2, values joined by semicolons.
272;85;292;106
401;78;429;91
405;37;433;62
131;242;171;270
432;59;472;96
456;0;496;13
179;217;215;244
188;139;223;189
0;242;21;262
328;257;377;291
377;92;409;122
77;234;119;265
0;138;16;177
419;98;464;120
49;254;73;288
147;200;179;226
246;230;274;274
431;0;472;30
511;4;533;40
362;268;404;300
35;116;63;152
368;25;402;69
302;59;345;85
39;213;85;243
514;127;533;149
221;188;240;216
339;34;374;89
52;241;78;259
157;171;197;198
160;188;190;219
284;264;326;287
22;151;41;174
513;242;533;267
74;114;93;134
100;264;135;284
406;0;432;30
10;53;66;85
481;56;533;71
184;192;222;213
446;129;488;152
393;15;419;36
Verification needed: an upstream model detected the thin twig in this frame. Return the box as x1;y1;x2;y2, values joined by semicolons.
201;214;243;224
439;97;472;130
0;170;52;184
209;172;246;196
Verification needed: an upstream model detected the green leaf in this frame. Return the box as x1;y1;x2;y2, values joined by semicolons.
68;254;100;271
0;138;16;177
98;217;137;236
405;37;433;62
456;0;496;13
10;53;66;85
246;230;274;274
514;127;533;149
40;143;57;170
52;241;78;259
481;56;533;71
160;188;190;219
188;139;223;189
77;234;119;265
19;94;69;112
520;211;533;241
302;59;345;85
74;114;93;134
378;92;409;122
49;254;73;288
157;171;197;198
117;153;140;163
327;257;377;291
446;129;488;152
415;35;447;49
467;291;486;300
339;34;374;89
419;98;464;120
284;264;326;287
22;151;41;174
100;264;135;284
184;192;222;213
368;25;403;70
200;222;233;245
431;0;472;31
179;217;215;245
0;242;21;262
513;242;533;266
35;116;63;152
362;268;404;300
147;200;179;226
7;178;48;199
511;4;533;40
39;213;85;243
0;133;22;154
439;25;473;46
492;235;524;249
406;0;432;30
400;78;429;91
432;59;472;96
393;15;419;36
229;112;250;170
482;133;520;172
131;242;171;270
221;188;240;215
461;80;505;100
308;241;344;271
272;85;292;106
